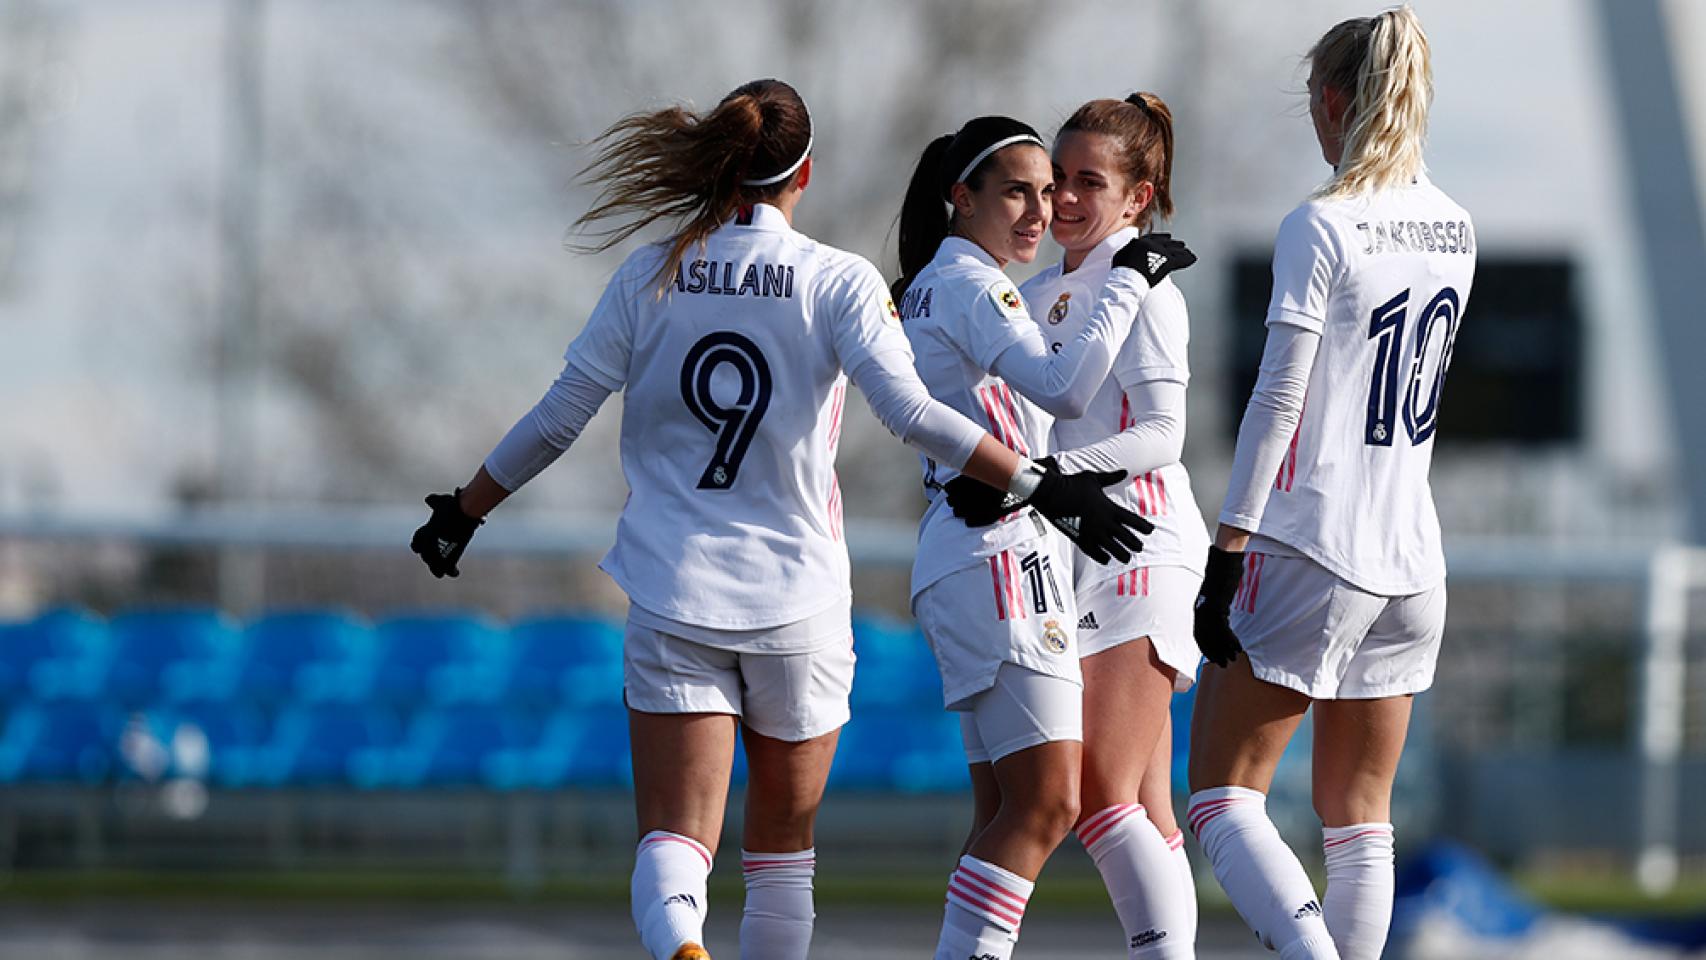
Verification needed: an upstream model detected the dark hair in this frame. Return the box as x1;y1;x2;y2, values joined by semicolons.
893;116;1045;299
571;78;813;289
1058;92;1176;231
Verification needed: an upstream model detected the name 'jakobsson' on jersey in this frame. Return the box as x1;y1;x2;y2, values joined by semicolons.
674;258;797;298
1355;219;1475;256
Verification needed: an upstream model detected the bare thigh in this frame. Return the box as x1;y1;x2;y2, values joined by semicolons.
1081;637;1176;815
1311;695;1413;826
1187;657;1312;794
630;709;738;854
741;723;840;853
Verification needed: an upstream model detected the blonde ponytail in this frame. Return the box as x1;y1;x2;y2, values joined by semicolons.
1311;5;1432;199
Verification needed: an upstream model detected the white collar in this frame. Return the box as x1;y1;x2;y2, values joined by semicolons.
1065;225;1142;275
729;203;792;231
939;235;1002;270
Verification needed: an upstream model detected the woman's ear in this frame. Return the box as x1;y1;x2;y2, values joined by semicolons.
950;181;976;220
1127;181;1155;224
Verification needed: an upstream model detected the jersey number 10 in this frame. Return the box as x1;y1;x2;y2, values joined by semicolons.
680;331;774;489
1365;286;1461;447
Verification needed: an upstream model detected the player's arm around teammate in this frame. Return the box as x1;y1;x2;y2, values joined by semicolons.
890;117;1192;960
409;81;1150;960
1187;10;1475;960
969;93;1210;960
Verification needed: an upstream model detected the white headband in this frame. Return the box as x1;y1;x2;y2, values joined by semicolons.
955;133;1046;186
742;135;813;186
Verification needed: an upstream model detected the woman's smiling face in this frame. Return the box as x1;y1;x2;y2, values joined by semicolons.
1050;130;1146;262
952;143;1054;267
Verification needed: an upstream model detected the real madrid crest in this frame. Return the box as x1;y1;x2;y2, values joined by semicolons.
1047;292;1071;325
1042;619;1068;654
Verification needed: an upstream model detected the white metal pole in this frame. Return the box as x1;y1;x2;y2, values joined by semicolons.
1635;545;1688;895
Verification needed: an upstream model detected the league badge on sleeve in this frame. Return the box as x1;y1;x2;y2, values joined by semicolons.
1047;292;1070;325
885;297;901;326
992;283;1025;318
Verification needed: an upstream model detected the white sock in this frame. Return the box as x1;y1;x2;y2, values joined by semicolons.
632;830;713;960
1163;829;1198;941
1321;823;1395;960
1187;788;1338;959
1076;804;1194;958
741;848;815;960
935;855;1033;960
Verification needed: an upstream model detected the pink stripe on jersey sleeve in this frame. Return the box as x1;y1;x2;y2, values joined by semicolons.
997;383;1030;456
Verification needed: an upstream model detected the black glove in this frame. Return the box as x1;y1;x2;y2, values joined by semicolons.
1192;545;1246;667
942;469;1025;527
410;490;482;579
1028;457;1154;565
1112;232;1197;287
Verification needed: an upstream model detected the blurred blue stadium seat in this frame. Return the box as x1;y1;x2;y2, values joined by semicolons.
109;609;242;705
220;703;404;787
125;703;273;783
523;614;624;708
483;706;632;789
350;704;548;788
429;613;622;707
166;609;370;704
372;612;505;704
850;614;941;709
3;608;108;704
0;702;121;783
830;708;967;793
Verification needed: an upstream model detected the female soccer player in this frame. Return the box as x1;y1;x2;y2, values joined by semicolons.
1015;92;1208;959
1188;9;1475;960
894;115;1194;960
409;81;1150;960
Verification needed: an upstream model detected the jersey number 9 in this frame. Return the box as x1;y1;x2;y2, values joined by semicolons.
1365;286;1461;447
680;331;774;489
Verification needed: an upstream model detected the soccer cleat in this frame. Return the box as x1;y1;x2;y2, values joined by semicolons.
670;944;711;960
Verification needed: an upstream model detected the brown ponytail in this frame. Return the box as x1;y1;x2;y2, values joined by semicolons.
570;78;812;289
1059;92;1177;230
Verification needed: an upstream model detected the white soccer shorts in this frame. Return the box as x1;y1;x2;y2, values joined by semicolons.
1074;563;1203;691
913;540;1081;709
957;661;1084;764
622;621;855;742
1229;551;1446;699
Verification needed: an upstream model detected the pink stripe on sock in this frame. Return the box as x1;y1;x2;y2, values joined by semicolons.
743;859;814;872
947;879;1023;926
1076;801;1139;837
1323;827;1393;850
641;833;712;871
1077;803;1142;850
954;867;1029;913
1187;798;1242;834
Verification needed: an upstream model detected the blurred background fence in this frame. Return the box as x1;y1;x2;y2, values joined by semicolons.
3;517;1703;896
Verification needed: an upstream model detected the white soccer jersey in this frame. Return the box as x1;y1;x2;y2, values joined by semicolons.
1022;226;1210;579
900;237;1058;598
1225;175;1477;595
566;204;915;641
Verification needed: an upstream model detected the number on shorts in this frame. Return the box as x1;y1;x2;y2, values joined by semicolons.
680;331;773;489
1364;286;1461;447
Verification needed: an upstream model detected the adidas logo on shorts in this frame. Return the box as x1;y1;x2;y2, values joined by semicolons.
1077;612;1100;630
1293;900;1323;920
664;893;699;911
